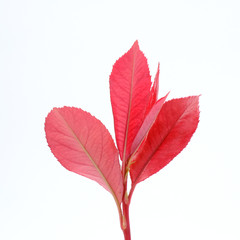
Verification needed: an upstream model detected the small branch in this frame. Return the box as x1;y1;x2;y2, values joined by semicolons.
128;182;136;205
122;200;131;240
121;168;131;240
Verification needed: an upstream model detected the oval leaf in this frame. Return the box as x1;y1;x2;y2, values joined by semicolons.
110;41;151;162
130;96;200;185
45;107;123;204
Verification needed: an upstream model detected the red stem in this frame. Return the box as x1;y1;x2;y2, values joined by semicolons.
122;201;131;240
121;167;131;240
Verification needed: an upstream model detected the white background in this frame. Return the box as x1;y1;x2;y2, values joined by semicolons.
1;0;240;239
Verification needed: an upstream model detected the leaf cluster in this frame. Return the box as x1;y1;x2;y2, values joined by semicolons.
45;41;200;239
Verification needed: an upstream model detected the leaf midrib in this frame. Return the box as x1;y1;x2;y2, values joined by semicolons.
54;108;121;204
133;101;192;185
122;47;136;163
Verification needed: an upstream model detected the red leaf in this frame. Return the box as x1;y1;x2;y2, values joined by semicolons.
45;107;123;204
130;92;169;155
130;96;200;185
110;41;151;162
146;63;160;114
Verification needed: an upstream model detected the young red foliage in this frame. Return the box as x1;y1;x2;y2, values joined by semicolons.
45;107;123;204
44;40;200;240
130;96;200;186
130;93;169;156
110;41;152;163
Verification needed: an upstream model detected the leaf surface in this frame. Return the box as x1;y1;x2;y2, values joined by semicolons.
110;41;151;162
130;96;200;185
130;92;169;155
45;107;123;204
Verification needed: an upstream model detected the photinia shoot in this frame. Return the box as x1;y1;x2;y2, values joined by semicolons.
45;41;200;240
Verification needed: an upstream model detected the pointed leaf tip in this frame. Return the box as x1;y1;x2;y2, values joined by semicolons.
133;40;139;47
146;63;160;113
